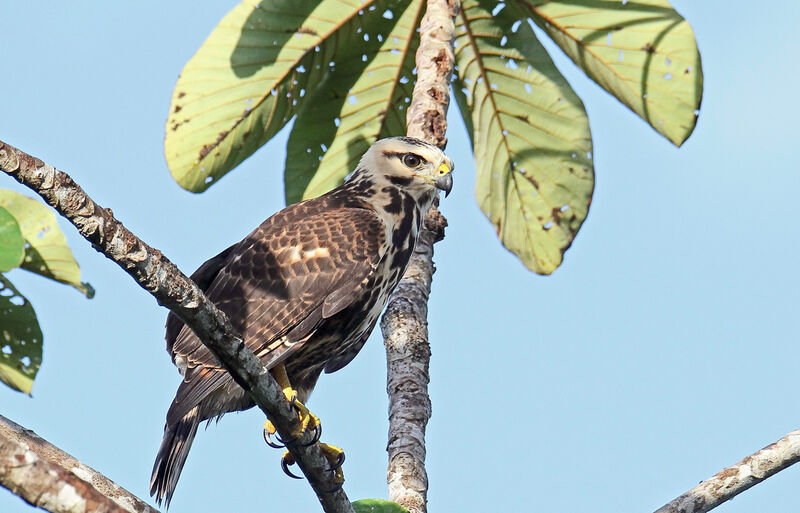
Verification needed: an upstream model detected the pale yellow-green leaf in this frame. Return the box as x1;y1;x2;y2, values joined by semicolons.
0;207;25;272
453;0;594;274
285;0;424;203
0;274;43;395
166;0;392;192
523;0;703;146
0;190;92;297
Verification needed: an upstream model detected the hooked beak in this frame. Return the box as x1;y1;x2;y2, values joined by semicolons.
434;170;453;197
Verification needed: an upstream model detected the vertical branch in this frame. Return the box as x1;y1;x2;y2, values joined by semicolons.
381;2;459;513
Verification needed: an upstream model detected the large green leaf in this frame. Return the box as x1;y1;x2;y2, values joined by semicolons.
0;207;25;272
523;0;703;146
353;499;409;513
0;190;93;297
0;274;43;395
453;0;594;274
166;0;395;192
285;0;424;203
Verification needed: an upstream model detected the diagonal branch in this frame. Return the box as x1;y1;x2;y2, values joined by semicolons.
380;2;459;513
0;414;156;513
0;140;354;513
654;430;800;513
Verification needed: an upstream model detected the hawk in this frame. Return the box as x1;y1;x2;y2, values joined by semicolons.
150;137;454;506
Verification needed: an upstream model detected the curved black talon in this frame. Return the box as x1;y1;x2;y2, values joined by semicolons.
263;428;285;449
331;450;346;470
302;422;322;446
281;457;304;480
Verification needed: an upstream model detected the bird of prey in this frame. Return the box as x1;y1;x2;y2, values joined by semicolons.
150;136;454;506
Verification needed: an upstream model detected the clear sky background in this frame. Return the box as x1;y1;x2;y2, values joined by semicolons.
2;1;799;512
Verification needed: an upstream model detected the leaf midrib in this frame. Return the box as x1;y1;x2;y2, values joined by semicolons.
194;0;379;167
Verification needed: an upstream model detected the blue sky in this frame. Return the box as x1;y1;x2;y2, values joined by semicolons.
2;1;799;512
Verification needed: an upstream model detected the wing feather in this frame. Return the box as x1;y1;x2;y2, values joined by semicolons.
166;200;386;422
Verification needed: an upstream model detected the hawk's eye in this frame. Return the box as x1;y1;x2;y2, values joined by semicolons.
402;153;421;168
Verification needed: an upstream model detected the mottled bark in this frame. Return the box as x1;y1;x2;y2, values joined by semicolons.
0;141;353;513
655;430;800;513
0;415;155;513
381;1;459;513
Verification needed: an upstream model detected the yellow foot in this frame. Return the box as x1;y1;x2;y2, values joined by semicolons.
285;392;320;440
262;391;321;446
319;443;345;484
279;444;346;484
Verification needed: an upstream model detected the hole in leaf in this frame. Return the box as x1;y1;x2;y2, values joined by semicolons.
664;72;672;80
382;9;393;19
511;20;521;33
334;117;341;127
492;3;505;15
1;345;11;354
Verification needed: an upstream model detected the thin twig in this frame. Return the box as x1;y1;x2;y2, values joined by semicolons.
381;2;459;513
0;140;354;513
654;430;800;513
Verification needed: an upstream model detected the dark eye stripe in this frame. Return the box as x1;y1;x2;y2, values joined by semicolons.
382;151;427;165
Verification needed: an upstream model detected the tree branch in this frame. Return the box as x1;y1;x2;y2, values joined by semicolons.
0;140;354;513
654;430;800;513
0;414;156;513
381;2;459;513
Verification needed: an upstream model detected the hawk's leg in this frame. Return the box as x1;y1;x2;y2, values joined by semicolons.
262;364;345;484
263;364;320;443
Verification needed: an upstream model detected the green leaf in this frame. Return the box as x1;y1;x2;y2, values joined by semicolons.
0;207;25;272
284;0;425;203
0;190;93;297
453;0;594;274
0;274;43;395
523;0;703;146
165;0;394;192
352;499;409;513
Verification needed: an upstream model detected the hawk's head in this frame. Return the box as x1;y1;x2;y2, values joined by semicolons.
355;137;454;201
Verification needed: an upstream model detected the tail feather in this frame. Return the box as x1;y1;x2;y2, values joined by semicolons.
150;406;200;508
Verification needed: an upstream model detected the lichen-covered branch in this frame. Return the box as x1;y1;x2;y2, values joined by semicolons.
0;140;354;513
381;2;459;513
654;430;800;513
0;414;155;513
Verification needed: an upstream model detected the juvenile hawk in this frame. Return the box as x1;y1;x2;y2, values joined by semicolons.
151;137;453;506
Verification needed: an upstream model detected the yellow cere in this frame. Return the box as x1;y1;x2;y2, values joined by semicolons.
438;163;451;175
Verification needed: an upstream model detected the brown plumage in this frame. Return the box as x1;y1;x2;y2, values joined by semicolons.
151;137;453;506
